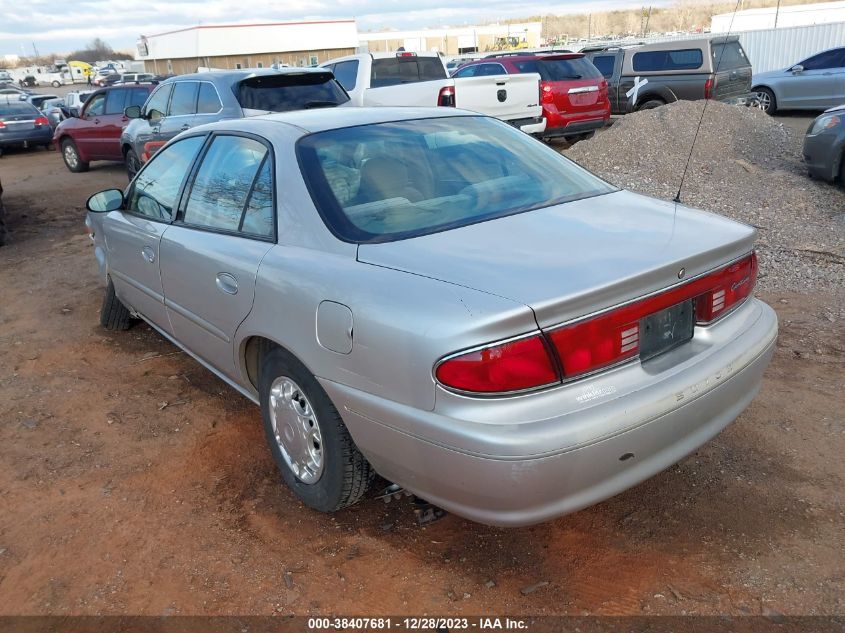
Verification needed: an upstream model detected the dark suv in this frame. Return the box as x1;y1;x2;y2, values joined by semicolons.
121;68;349;179
454;53;610;140
582;36;753;114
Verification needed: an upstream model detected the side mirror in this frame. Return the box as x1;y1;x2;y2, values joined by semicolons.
87;189;124;213
790;64;804;74
124;105;142;119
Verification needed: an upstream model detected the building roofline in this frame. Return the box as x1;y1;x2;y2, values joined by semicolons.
144;19;356;39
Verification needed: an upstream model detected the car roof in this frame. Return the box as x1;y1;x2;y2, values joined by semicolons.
470;52;583;63
194;106;480;135
161;68;331;85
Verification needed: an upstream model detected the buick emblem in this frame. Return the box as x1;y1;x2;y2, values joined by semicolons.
678;267;685;279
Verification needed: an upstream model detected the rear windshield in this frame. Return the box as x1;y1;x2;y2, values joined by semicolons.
297;116;615;243
370;57;447;87
711;42;750;71
0;102;39;116
513;57;602;81
236;72;349;113
632;49;704;72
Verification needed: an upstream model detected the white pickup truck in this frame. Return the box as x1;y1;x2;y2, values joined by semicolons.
321;52;546;135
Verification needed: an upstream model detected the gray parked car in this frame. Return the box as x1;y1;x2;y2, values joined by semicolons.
803;105;844;184
85;108;777;527
120;68;349;179
752;46;845;114
582;36;753;114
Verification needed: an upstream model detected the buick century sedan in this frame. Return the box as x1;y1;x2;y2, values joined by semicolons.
85;108;778;526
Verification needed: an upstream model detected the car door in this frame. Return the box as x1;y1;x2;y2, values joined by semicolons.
103;135;206;333
158;133;275;379
192;81;223;128
97;88;129;159
73;92;106;157
781;48;845;109
136;82;173;161
155;80;198;147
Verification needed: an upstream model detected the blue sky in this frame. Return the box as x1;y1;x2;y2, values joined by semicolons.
0;0;671;57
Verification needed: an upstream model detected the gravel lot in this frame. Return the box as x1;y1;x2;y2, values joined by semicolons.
565;101;845;294
0;103;842;618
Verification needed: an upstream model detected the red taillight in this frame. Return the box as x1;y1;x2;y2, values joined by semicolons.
540;81;554;104
437;86;455;107
704;77;714;99
435;335;559;394
695;252;757;323
35;116;49;126
0;121;5;128
436;253;758;392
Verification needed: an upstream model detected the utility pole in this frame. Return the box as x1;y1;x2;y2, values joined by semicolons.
588;13;592;41
774;0;781;28
32;42;39;60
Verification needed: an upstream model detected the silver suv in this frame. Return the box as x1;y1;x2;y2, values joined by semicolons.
120;68;348;179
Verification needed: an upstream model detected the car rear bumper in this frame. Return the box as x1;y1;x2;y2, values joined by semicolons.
802;131;842;182
321;298;778;526
0;126;53;147
507;116;546;135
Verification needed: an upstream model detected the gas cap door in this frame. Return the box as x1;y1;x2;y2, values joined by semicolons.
316;300;353;354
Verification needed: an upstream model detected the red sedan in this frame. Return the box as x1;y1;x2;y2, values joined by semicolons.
453;53;610;141
53;83;154;172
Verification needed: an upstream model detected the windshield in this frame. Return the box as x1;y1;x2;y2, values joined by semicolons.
237;72;349;113
297;116;616;243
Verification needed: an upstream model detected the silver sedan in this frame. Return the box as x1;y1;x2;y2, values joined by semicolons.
85;108;778;527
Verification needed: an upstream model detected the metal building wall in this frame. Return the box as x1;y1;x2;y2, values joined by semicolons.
737;21;845;73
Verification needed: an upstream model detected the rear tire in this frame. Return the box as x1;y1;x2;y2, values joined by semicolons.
61;138;89;173
125;148;141;181
839;152;845;188
259;345;373;512
99;279;135;331
51;81;61;88
755;87;776;115
638;99;665;110
0;192;6;248
567;131;596;144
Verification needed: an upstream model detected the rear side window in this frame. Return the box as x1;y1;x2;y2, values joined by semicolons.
183;135;273;237
633;49;704;72
237;73;349;112
711;42;750;71
332;60;359;91
370;56;446;87
170;81;198;116
800;48;845;70
127;88;150;108
591;55;616;78
197;83;222;114
105;89;127;114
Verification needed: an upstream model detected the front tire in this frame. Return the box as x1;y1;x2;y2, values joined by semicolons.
61;138;89;173
755;87;776;115
125;148;141;181
51;81;61;88
259;346;373;512
99;279;135;330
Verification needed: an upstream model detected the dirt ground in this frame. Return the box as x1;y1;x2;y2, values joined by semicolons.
0;145;843;617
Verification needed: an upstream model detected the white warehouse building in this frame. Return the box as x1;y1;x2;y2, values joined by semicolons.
359;22;543;55
135;20;359;75
711;0;845;32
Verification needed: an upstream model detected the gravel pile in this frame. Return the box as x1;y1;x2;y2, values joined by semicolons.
564;101;845;293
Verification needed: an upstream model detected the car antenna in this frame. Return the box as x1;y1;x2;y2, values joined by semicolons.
674;0;742;204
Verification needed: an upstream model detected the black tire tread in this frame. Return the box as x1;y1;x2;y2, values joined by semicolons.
100;279;134;331
61;138;89;173
0;194;6;247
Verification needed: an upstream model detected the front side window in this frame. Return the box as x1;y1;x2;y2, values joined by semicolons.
591;55;616;78
632;48;703;72
197;82;223;114
84;93;106;117
127;136;205;221
144;83;172;121
800;48;845;70
297;116;615;243
170;81;198;116
182;135;272;237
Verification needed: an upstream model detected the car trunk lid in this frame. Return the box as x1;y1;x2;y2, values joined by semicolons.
357;189;756;328
532;56;608;114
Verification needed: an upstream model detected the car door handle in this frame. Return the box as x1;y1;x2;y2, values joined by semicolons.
216;272;238;295
141;246;156;263
93;119;101;124
179;124;190;131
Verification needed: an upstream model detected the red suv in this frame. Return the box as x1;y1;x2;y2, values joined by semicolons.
453;53;610;141
53;83;155;172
